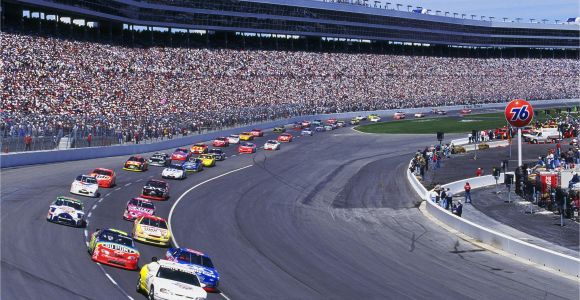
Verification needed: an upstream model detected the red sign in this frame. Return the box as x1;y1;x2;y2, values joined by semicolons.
505;99;534;128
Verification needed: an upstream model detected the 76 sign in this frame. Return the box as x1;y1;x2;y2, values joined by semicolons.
505;99;534;128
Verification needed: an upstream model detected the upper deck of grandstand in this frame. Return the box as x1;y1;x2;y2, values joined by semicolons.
5;0;580;48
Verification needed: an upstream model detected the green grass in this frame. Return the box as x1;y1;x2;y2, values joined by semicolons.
355;109;573;134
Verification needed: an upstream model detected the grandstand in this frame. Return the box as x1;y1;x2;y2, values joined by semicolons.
1;1;579;152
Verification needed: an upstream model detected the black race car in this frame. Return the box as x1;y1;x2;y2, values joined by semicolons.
140;179;169;200
148;152;171;167
208;148;226;161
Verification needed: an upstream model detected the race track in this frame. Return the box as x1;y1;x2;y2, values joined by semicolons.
2;117;579;300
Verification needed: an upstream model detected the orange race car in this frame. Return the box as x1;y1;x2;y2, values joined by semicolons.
123;156;148;172
190;143;209;154
277;133;293;142
89;168;116;188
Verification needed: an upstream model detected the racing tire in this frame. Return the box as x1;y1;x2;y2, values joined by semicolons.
148;286;155;300
136;276;142;293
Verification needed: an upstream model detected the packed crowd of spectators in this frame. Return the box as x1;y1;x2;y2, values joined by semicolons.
2;31;579;147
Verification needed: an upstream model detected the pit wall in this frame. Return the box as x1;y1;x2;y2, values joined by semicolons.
407;164;580;277
2;99;577;168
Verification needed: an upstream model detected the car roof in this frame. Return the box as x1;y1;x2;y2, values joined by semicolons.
140;215;166;221
157;259;198;274
101;228;129;236
131;197;153;203
179;248;207;257
93;168;113;172
56;196;82;204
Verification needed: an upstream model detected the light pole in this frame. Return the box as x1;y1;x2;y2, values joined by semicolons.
516;18;522;22
453;12;458;18
385;2;391;9
374;0;380;7
445;12;449;17
542;19;548;23
555;19;560;24
396;3;402;10
461;14;466;19
503;17;508;22
406;4;411;11
530;18;535;23
489;17;494;22
471;15;476;20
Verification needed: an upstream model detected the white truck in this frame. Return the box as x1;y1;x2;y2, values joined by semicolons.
523;128;559;144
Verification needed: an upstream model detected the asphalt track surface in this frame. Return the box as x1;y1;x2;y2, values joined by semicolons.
2;113;579;300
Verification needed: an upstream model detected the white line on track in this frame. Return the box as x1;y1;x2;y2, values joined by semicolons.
98;198;103;203
124;183;132;187
114;187;122;191
92;204;97;210
231;154;237;157
105;193;111;197
136;178;143;182
105;273;117;285
168;165;252;300
84;230;88;238
88;212;92;218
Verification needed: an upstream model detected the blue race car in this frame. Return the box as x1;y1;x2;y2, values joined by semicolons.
165;247;220;292
301;128;313;136
183;157;204;172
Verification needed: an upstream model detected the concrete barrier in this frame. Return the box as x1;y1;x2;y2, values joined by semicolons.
407;163;580;277
2;98;577;168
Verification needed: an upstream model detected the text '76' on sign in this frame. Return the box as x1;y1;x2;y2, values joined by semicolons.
505;99;534;128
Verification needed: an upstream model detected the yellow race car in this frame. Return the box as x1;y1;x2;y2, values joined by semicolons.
132;215;171;247
239;132;254;141
198;154;216;167
350;118;360;125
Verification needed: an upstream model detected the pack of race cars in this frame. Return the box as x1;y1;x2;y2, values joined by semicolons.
45;117;360;299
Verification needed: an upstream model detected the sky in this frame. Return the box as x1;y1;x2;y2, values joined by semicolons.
363;0;579;23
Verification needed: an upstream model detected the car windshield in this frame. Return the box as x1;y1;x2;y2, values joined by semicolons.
152;154;165;159
129;199;154;209
99;230;133;247
209;149;222;154
177;251;215;268
169;164;183;170
92;169;111;176
146;181;167;188
78;176;97;184
128;156;142;162
55;199;83;210
175;148;187;153
267;141;275;144
157;267;201;286
140;217;167;229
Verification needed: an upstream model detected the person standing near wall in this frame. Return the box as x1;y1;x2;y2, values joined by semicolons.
24;134;32;151
464;182;472;203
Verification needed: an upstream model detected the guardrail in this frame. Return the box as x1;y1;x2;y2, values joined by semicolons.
2;98;577;168
407;163;580;277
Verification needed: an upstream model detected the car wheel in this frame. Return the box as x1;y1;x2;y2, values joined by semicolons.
136;276;142;293
148;286;155;300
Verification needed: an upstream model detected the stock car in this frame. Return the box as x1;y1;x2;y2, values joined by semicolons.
198;154;216;167
324;124;333;131
165;248;220;292
123;197;155;221
432;109;447;115
292;122;303;131
350;118;360;125
336;120;346;127
190;143;209;154
301;121;311;127
239;132;254;141
227;134;240;144
460;108;472;114
184;157;204;172
238;142;257;154
312;120;323;126
88;228;140;270
212;137;229;147
70;175;100;198
326;118;337;124
208;149;226;161
301;128;313;136
368;114;381;122
89;168;116;188
393;112;406;120
277;133;293;142
251;129;264;137
263;140;280;150
171;148;191;161
273;126;286;133
140;179;170;200
162;163;188;180
315;124;326;132
354;116;366;121
123;156;148;172
414;112;427;118
137;258;208;300
148;152;171;167
46;196;86;227
133;215;172;247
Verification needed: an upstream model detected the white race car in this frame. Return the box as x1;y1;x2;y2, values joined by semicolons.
162;164;187;180
264;140;281;150
414;112;427;118
70;175;99;197
137;258;208;300
227;134;240;144
324;124;333;131
46;196;86;227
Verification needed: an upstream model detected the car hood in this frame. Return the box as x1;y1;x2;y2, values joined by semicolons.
154;278;207;298
139;224;168;237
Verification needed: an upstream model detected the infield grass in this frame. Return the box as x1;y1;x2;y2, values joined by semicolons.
355;109;573;134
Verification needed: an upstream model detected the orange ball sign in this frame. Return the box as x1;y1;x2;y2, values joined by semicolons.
505;99;533;128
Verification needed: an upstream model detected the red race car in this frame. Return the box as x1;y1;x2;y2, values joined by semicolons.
212;137;229;147
190;143;209;154
250;129;264;137
277;133;293;142
171;148;191;161
89;168;116;188
238;142;257;154
88;228;140;270
326;118;337;124
460;108;472;114
301;121;311;127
